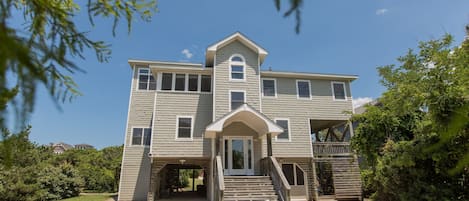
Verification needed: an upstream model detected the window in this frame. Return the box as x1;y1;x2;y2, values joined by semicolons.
137;68;156;90
275;119;289;140
230;55;245;81
188;74;198;91
282;164;305;186
175;74;186;91
131;128;151;146
177;117;192;139
332;82;347;100
161;73;173;90
230;91;245;110
262;79;276;97
201;75;211;92
297;80;311;99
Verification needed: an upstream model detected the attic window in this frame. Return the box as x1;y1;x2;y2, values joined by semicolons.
230;55;245;81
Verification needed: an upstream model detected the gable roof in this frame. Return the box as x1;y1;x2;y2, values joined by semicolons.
205;32;268;67
205;103;284;138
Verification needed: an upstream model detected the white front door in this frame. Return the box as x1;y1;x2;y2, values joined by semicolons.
223;136;254;175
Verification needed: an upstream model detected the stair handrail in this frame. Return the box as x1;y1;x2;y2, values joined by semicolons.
261;156;291;201
214;155;224;201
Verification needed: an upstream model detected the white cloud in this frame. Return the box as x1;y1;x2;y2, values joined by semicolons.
375;8;388;15
353;97;373;109
181;49;193;59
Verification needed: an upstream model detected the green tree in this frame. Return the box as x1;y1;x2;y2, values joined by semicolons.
0;0;157;130
352;33;468;200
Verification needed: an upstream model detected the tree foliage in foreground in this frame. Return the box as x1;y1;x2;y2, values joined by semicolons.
0;0;157;129
352;33;469;200
0;127;123;200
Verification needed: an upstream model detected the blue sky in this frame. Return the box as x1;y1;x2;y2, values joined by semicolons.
22;0;469;149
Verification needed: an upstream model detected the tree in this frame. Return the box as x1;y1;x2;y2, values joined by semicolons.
0;0;157;130
351;32;468;200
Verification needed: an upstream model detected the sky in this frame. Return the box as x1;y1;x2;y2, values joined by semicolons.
16;0;469;149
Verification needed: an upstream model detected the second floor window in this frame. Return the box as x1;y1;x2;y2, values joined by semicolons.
332;82;346;100
297;80;311;99
230;55;245;81
230;91;245;110
177;117;193;139
161;73;173;90
175;74;186;91
132;128;151;146
275;119;290;140
137;68;156;90
262;79;276;97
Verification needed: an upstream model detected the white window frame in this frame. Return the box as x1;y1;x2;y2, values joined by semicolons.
156;72;212;94
175;115;194;140
331;81;348;101
229;90;246;111
274;118;291;142
136;67;156;91
229;54;246;82
262;78;277;98
281;163;306;186
296;80;312;100
130;127;151;147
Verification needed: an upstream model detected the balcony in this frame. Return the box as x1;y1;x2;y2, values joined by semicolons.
312;142;352;156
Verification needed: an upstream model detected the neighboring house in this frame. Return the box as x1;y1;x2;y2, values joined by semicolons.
51;142;74;154
118;32;361;201
74;143;95;150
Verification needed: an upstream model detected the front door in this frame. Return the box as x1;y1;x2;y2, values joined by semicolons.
223;136;254;175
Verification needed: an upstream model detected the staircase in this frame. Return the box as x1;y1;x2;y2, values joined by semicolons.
331;159;362;200
224;176;278;201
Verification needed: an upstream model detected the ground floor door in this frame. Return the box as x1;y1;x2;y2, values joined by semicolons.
223;136;254;175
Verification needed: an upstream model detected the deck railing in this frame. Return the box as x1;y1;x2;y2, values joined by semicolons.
214;156;224;201
261;156;291;201
312;142;352;156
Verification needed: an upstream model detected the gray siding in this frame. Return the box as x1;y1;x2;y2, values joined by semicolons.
261;78;353;158
214;40;261;120
119;67;155;201
152;92;212;157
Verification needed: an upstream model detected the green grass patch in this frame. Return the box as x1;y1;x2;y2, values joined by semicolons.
60;193;116;201
183;178;204;191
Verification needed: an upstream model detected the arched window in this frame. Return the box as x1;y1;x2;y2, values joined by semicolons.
229;54;245;81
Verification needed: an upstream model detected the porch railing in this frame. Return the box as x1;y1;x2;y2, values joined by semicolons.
261;156;291;201
214;156;224;201
312;142;352;156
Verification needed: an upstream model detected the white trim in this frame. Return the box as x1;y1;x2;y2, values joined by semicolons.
149;92;158;155
229;90;246;111
229;54;246;82
258;56;262;112
205;104;284;138
274;118;291;142
308;118;314;157
136;67;155;91
129;126;151;147
296;80;312;100
222;136;255;176
129;59;203;67
261;70;358;80
331;81;347;101
349;80;355;114
212;55;217;121
175;115;194;140
261;78;277;98
118;65;136;199
206;32;268;55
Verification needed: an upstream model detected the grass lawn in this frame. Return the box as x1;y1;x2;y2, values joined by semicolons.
183;178;204;192
60;193;116;201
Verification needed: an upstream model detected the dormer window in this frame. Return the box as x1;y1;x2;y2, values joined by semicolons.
230;55;245;81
